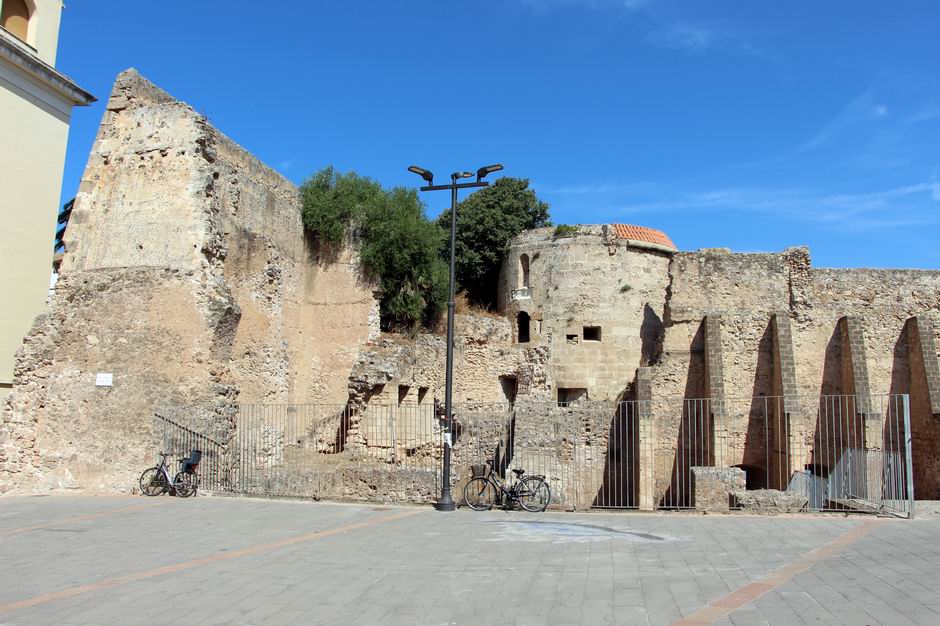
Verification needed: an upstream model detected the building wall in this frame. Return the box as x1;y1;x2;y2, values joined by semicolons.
1;0;62;65
0;8;81;400
0;67;70;397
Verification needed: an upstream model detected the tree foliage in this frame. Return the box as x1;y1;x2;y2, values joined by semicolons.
437;177;551;308
300;166;448;329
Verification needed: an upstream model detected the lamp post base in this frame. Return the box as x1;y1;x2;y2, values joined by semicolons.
434;492;457;511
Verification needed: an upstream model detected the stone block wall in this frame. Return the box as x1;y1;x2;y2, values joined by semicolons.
498;226;671;401
645;245;940;501
0;70;379;493
909;317;940;417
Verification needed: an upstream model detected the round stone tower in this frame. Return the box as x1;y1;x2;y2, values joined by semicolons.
498;224;677;401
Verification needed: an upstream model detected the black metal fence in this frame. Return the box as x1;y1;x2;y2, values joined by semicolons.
153;413;228;492
153;393;914;517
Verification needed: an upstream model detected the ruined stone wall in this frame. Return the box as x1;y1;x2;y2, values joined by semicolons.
497;227;940;507
0;69;378;493
647;245;940;503
649;249;795;500
348;314;521;409
498;225;671;402
4;69;940;508
207;114;379;405
792;266;940;498
791;267;940;398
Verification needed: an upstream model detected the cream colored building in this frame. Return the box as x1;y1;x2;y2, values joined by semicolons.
0;0;94;398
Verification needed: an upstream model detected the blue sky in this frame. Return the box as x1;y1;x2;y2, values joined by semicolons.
56;1;939;268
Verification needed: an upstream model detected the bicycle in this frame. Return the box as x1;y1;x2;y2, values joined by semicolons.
139;450;201;498
463;460;551;512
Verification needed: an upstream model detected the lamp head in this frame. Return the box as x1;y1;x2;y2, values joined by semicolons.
476;163;504;182
408;165;434;184
453;171;474;180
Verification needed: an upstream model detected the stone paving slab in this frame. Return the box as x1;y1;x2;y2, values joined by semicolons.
719;517;940;626
0;495;934;625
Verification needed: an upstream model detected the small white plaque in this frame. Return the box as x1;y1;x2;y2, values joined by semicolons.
445;433;453;447
95;373;113;387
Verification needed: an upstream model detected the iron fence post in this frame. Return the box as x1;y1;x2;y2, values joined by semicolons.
902;393;915;518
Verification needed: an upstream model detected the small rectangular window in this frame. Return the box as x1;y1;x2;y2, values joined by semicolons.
499;376;518;403
583;326;602;341
558;388;588;406
566;334;578;344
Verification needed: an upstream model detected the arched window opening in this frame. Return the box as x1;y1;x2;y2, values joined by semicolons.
517;311;530;344
518;254;530;289
1;0;30;41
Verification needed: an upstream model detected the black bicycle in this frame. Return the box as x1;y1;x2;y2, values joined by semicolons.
139;450;201;498
463;461;551;512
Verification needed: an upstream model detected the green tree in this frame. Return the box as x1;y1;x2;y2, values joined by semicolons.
300;167;448;329
437;177;551;308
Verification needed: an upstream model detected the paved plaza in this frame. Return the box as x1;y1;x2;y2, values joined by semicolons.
1;496;939;625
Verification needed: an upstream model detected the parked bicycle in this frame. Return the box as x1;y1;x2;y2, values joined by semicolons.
463;460;551;512
139;450;201;497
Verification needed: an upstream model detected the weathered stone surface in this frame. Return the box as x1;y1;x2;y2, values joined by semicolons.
732;489;809;514
641;246;940;505
4;69;940;510
692;466;745;512
498;226;671;402
1;69;379;493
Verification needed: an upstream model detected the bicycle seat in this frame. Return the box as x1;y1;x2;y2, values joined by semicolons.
512;468;525;477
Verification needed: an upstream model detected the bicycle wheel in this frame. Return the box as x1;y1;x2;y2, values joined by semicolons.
174;472;196;498
518;476;551;512
139;467;168;496
463;477;496;511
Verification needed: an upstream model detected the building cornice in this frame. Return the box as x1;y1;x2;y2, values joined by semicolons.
0;29;94;106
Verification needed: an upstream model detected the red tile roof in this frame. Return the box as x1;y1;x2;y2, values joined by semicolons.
612;224;677;251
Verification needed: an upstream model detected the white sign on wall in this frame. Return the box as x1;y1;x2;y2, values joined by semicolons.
95;373;113;387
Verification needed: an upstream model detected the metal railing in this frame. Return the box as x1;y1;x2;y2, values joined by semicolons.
157;403;444;503
153;393;914;517
456;394;914;517
153;413;228;492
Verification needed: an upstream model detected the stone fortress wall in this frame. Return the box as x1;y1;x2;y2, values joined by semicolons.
497;230;940;506
2;69;939;510
497;225;672;403
0;70;379;492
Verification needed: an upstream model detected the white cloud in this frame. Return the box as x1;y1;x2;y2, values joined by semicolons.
517;0;649;10
553;181;939;231
647;24;714;53
905;108;940;125
511;0;767;58
534;181;657;195
802;91;891;151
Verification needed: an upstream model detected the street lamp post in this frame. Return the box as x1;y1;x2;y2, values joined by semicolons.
408;163;503;511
